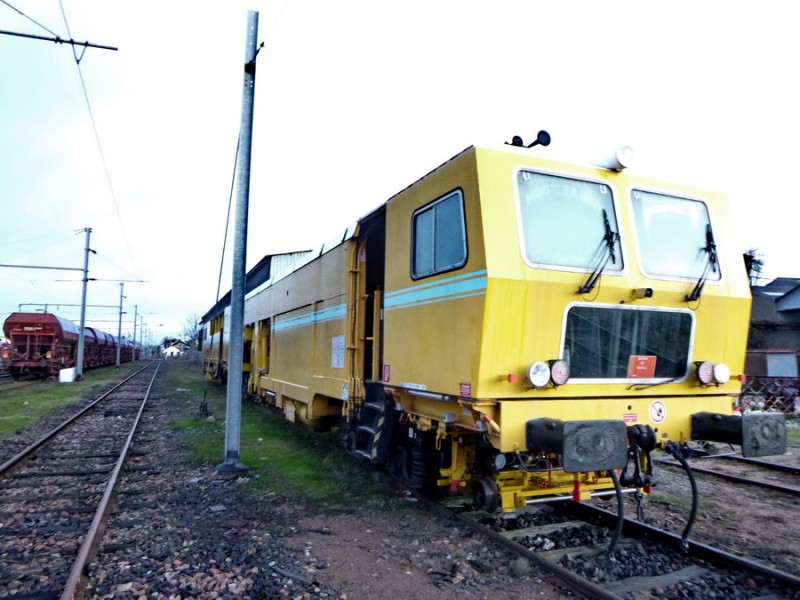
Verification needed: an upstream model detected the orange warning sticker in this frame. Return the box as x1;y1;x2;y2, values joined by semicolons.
628;355;656;378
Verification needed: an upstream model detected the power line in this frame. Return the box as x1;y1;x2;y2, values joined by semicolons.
0;0;117;51
1;0;59;37
0;28;118;51
217;136;240;303
0;263;82;272
56;1;141;292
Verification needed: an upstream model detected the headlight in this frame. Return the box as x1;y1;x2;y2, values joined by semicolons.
527;361;551;389
696;361;714;385
550;359;570;386
712;363;731;384
696;361;730;385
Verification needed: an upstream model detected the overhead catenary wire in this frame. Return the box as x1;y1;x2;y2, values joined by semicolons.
4;3;287;332
1;0;59;37
0;28;118;50
211;1;292;305
57;1;142;295
1;2;146;337
216;136;240;303
0;0;117;50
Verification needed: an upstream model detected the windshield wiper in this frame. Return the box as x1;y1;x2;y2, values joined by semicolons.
685;224;718;301
629;377;679;391
578;209;620;294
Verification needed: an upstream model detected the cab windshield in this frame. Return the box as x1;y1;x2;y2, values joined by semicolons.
516;170;622;272
631;190;721;281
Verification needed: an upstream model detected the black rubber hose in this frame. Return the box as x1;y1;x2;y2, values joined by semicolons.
666;442;698;549
607;469;624;552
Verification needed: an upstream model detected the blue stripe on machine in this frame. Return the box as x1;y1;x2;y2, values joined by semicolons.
384;270;487;311
272;271;486;331
273;303;347;332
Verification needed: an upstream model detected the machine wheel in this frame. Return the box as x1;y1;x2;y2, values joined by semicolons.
472;476;500;512
343;426;355;452
386;445;407;479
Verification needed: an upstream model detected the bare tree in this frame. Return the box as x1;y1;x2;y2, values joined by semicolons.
743;248;765;287
182;313;201;348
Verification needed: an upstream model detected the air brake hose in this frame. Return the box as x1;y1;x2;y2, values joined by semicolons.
665;441;698;549
607;469;624;553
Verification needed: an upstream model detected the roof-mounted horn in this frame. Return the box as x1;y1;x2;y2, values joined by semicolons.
505;130;551;148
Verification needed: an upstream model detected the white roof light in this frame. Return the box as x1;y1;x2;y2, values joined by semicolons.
594;145;635;172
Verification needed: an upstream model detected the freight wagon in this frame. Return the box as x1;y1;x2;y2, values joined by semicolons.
2;312;135;378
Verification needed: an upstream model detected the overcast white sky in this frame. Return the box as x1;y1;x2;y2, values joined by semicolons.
1;1;798;341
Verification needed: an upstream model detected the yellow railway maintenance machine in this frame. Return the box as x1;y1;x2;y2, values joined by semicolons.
241;136;786;517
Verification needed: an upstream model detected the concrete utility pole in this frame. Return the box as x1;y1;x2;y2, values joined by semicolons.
140;316;146;358
132;305;138;361
75;227;93;380
218;10;259;475
116;282;125;367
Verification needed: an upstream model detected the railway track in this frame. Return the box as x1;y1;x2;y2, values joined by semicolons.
654;454;800;497
425;494;800;599
3;365;794;598
0;361;161;599
720;454;800;474
0;379;41;393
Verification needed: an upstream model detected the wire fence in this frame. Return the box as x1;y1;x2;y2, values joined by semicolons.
740;376;800;414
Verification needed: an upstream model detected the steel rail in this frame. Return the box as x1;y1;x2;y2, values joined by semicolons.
455;509;623;600
567;502;800;590
716;454;800;475
410;491;623;600
654;458;800;496
0;361;158;475
61;361;161;600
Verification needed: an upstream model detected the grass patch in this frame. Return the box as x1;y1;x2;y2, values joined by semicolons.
644;490;711;520
0;363;143;439
785;416;800;450
646;491;695;511
164;361;402;513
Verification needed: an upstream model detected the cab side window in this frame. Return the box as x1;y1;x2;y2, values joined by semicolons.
412;190;467;278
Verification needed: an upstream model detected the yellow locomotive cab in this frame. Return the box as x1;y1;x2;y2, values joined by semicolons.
202;138;787;518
